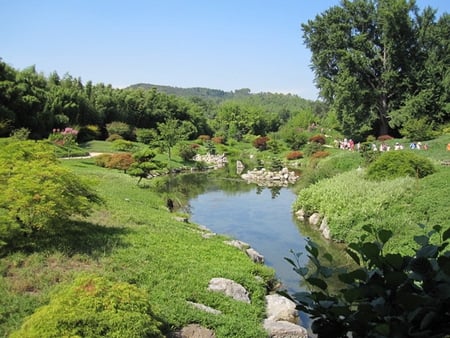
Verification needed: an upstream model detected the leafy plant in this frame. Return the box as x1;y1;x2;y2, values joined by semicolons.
366;151;435;180
285;225;450;338
11;275;164;338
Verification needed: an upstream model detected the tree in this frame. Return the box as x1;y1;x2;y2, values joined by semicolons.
0;141;102;252
302;0;449;140
285;225;450;338
157;118;196;167
128;148;162;185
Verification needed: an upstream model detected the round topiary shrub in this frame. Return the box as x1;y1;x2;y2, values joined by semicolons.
366;151;435;180
11;275;164;338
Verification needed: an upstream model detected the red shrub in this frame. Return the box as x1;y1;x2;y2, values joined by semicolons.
211;136;224;144
286;151;304;160
309;134;326;144
311;151;330;159
377;134;394;141
106;153;134;172
253;136;270;150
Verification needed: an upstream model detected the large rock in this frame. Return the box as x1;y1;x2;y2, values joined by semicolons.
169;324;216;338
208;277;250;303
263;319;308;338
246;247;265;263
265;294;298;323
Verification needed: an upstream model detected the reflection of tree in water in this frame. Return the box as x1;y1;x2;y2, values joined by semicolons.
255;185;282;199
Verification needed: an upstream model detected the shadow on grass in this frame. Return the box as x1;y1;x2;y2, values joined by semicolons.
29;221;130;258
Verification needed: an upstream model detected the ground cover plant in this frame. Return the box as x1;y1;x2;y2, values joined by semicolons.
0;143;276;337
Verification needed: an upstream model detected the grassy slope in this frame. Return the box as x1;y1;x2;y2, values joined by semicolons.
0;156;275;337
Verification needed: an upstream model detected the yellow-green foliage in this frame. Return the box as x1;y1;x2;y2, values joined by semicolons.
294;170;416;248
11;275;164;338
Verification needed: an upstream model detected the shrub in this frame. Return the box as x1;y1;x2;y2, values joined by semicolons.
286;151;304;160
106;133;123;142
77;125;101;142
303;142;323;157
377;134;394;142
106;121;133;140
286;225;450;338
10;128;30;140
211;136;224;144
11;275;164;338
178;143;198;161
112;139;135;152
198;135;211;143
366;151;435;180
94;153;112;167
106;153;134;172
253;136;270;150
401;117;436;141
311;151;330;159
135;128;157;144
309;134;326;145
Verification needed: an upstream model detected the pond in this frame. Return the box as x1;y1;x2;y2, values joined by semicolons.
163;171;352;331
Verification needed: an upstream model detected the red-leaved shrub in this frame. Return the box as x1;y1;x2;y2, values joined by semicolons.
377;134;394;141
309;134;326;144
211;136;224;144
286;151;304;160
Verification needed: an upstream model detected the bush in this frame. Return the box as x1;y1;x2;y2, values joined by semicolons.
106;153;134;172
286;225;450;338
253;136;270;151
135;128;157;144
77;125;101;143
211;136;224;144
106;133;123;142
94;153;113;167
303;142;324;157
377;134;394;142
309;134;326;145
401;117;436;141
178;143;198;161
366;151;435;180
106;121;133;140
311;151;330;159
286;151;303;160
11;275;164;338
111;139;135;152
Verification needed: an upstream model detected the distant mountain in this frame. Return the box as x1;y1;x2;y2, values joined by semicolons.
126;83;236;100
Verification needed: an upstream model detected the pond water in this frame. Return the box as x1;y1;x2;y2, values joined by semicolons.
162;172;351;332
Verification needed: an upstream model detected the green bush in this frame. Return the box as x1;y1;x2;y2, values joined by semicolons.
77;125;102;142
178;143;198;161
135;128;158;144
95;153;113;167
106;121;133;140
11;275;164;338
366;151;435;180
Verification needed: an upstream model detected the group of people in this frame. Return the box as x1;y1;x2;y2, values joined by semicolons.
334;138;429;152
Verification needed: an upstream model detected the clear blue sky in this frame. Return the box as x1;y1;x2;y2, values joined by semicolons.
1;0;448;100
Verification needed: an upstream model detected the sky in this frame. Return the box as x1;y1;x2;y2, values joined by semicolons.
1;0;449;101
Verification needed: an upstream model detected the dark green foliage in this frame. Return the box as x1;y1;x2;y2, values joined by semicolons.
11;275;164;338
106;121;133;140
366;151;435;180
285;225;450;338
128;148;162;184
178;143;197;161
270;157;284;172
303;142;323;157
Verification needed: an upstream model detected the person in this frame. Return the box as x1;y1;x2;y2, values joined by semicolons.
447;143;450;151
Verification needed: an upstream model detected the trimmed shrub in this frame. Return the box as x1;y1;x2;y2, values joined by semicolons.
211;136;224;144
135;128;157;144
95;153;113;167
286;151;304;160
303;142;323;157
11;275;163;338
198;135;211;143
366;151;435;180
106;133;123;142
179;143;198;161
106;121;133;140
309;134;326;144
106;153;134;172
311;151;330;159
253;136;270;151
77;125;101;142
377;134;394;142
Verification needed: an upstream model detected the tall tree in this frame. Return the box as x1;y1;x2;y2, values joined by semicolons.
302;0;424;139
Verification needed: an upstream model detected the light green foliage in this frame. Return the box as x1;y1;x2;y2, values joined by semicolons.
128;148;162;184
157;118;196;165
294;170;416;247
286;225;450;338
366;151;435;180
106;121;133;140
11;275;164;338
0;141;101;251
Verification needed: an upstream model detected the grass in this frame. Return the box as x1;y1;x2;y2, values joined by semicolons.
0;156;275;337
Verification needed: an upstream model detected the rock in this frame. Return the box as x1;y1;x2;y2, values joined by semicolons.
265;294;299;323
187;301;221;315
263;319;308;338
309;213;321;226
169;324;216;338
319;217;331;240
246;248;265;263
208;277;250;303
295;209;306;221
225;239;250;250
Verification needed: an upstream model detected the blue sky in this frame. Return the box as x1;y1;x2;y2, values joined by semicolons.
1;1;448;100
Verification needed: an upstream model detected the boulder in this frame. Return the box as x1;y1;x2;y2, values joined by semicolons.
309;213;321;226
263;319;308;338
265;294;298;323
246;248;265;263
169;324;216;338
208;277;250;303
